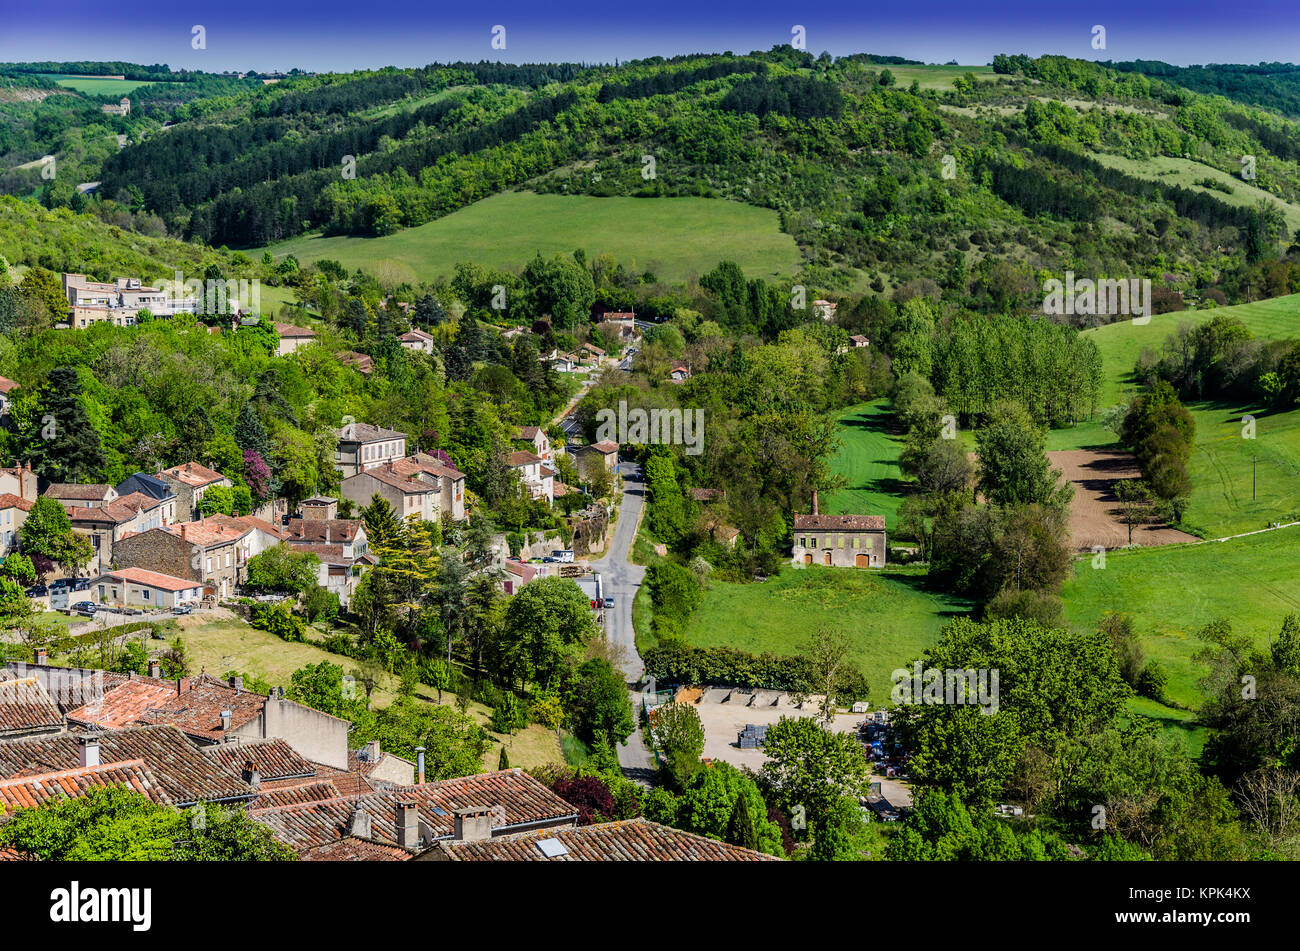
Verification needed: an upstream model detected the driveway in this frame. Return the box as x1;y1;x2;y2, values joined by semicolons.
587;460;654;780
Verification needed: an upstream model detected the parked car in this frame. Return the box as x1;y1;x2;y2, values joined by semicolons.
50;578;74;592
174;604;195;615
25;585;48;598
542;556;557;563
72;579;90;591
70;601;96;617
603;596;615;609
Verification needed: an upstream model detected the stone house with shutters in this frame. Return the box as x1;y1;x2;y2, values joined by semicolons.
114;517;252;599
791;512;887;568
160;462;231;520
335;423;408;478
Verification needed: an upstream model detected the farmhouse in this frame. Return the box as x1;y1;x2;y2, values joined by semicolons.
159;461;231;520
398;328;437;353
791;509;887;568
515;425;552;462
100;96;130;116
504;450;555;503
90;566;205;610
569;440;619;482
669;364;691;383
850;334;870;348
274;322;317;356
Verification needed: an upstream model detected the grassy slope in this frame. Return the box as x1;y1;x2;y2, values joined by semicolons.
885;65;995;90
38;75;161;95
1046;293;1300;536
820;399;906;530
682;566;971;705
1090;152;1300;242
1062;526;1300;708
172;615;563;771
263;192;800;284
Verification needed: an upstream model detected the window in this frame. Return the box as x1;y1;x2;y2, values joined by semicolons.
206;556;213;572
809;537;817;548
141;588;152;602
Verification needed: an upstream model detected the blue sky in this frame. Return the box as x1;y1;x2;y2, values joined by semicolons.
2;1;1298;72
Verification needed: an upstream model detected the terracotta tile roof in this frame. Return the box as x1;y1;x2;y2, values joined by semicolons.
162;461;228;488
285;518;362;544
352;466;439;495
0;678;64;736
336;351;374;373
44;483;113;501
505;561;537;583
504;450;542;467
0;847;34;861
225;514;286;540
131;673;267;741
308;763;379;798
253;781;340;810
338;422;406;444
251;769;577;854
0;725;254;806
394;456;463;481
4;664;129;714
0;758;171;812
158;516;250;548
588;440;619;454
299;838;411;861
0;376;18;395
433;817;780;861
204;738;316;784
275;322;316;338
66;678;185;729
792;513;886;531
515;426;542;439
93;567;202;593
399;328;436;343
0;494;33;512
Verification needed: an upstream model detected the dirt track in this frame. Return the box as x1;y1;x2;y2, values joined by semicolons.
1048;449;1199;551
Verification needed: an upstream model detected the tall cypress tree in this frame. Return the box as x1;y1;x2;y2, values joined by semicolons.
25;366;105;483
726;794;758;852
234;404;270;460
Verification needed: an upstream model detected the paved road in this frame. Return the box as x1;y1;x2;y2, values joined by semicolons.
588;461;655;781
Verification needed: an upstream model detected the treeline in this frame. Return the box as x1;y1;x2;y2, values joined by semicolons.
932;314;1102;427
719;74;844;120
986;157;1100;220
1138;312;1300;407
0;61;184;81
1109;59;1300;118
642;643;868;697
597;59;766;102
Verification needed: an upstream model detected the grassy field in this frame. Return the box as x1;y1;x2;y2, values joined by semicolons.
35;74;163;95
1090;152;1300;242
682;566;972;705
885;65;995;90
168;613;563;771
1046;293;1300;535
263;192;800;285
821;399;906;530
1062;526;1300;709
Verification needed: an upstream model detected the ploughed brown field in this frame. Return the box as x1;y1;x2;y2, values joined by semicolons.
1047;449;1199;551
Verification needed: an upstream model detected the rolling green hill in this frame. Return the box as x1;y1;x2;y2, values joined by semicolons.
821;399;906;529
264;192;800;284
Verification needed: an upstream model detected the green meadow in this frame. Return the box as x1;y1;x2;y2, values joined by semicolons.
821;399;906;530
35;74;162;95
263;192;801;285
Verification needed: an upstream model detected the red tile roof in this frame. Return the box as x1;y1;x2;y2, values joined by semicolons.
44;483;113;501
432;817;780;861
299;838;411;861
0;725;253;806
0;494;32;513
204;737;317;784
0;376;18;395
130;673;268;741
792;513;886;531
250;769;577;854
0;678;63;736
0;758;171;812
157;516;250;548
504;450;542;467
66;678;185;729
94;566;202;593
275;323;316;338
253;781;341;810
162;461;228;488
285;518;362;544
395;455;463;481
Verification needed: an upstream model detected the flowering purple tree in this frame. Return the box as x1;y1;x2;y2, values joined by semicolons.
243;450;272;501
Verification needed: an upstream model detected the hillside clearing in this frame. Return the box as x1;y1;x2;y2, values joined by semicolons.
263;192;800;285
821;399;906;530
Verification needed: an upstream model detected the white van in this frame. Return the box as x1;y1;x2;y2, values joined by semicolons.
551;549;575;563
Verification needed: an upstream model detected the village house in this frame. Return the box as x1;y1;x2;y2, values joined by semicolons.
336;350;374;374
285;518;368;559
813;299;838;321
569;440;620;482
114;516;253;599
100;96;130;116
0;494;32;558
541;349;578;373
159;461;231;520
669;364;691;383
0;464;40;503
115;472;179;517
515;425;552;463
335;422;408;478
340;462;441;524
67;491;173;575
791;497;887;568
398;328;438;354
299;495;339;520
61;273;199;328
275;322;317;356
504;450;555;503
580;342;605;364
90;566;205;610
0;376;17;416
45;483;117;508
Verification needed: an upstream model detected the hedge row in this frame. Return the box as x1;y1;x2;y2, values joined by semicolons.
641;644;868;700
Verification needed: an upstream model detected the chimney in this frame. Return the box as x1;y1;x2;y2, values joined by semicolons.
229;675;243;692
396;801;420;849
219;709;232;731
180;524;187;542
148;659;160;678
812;490;819;516
79;736;101;768
33;647;47;665
415;746;425;785
241;760;261;788
453;806;494;842
176;677;184;695
365;740;381;763
348;807;371;839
